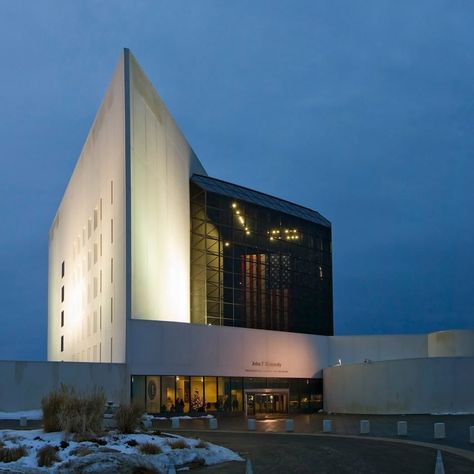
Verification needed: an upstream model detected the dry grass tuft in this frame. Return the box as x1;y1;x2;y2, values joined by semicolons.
115;402;145;434
70;445;94;457
36;444;59;467
169;439;189;449
42;385;68;432
42;385;105;435
0;445;28;463
139;442;162;455
196;440;209;449
60;388;105;435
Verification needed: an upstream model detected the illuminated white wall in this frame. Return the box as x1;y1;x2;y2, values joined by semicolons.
129;53;206;324
127;320;329;378
48;54;127;363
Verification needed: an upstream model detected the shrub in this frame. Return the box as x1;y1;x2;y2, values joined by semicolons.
42;385;105;435
139;442;162;455
0;445;28;463
169;439;188;449
59;388;105;436
115;402;145;434
37;445;59;467
42;385;69;432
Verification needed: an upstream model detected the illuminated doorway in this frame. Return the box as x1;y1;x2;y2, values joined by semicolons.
244;389;289;416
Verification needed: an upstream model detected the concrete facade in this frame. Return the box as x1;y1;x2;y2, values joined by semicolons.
129;52;206;325
324;356;474;414
48;55;127;363
0;361;128;411
2;327;474;412
127;320;328;378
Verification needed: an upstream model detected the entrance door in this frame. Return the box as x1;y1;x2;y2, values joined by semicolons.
245;389;289;416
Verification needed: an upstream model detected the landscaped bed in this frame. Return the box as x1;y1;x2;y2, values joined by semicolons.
0;428;243;472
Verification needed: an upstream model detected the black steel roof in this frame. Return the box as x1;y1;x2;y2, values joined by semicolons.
191;174;331;227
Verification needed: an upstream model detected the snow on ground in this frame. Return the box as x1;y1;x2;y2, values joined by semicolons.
0;410;42;420
152;414;214;421
0;429;243;472
0;411;214;421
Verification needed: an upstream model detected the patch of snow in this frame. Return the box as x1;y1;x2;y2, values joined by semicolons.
0;410;42;420
153;414;214;420
0;428;243;472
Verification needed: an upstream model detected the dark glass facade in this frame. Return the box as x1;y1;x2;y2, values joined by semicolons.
190;175;333;335
131;375;323;414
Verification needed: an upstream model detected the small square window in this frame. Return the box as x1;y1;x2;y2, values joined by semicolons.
60;335;64;352
61;310;64;327
61;286;64;303
61;261;65;278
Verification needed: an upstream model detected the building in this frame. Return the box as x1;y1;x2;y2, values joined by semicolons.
47;48;334;414
3;49;471;416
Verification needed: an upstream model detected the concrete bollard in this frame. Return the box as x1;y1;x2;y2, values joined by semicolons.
434;422;446;439
209;418;218;430
469;426;474;444
247;418;256;431
323;419;332;433
360;420;370;434
285;419;294;432
397;421;407;436
19;417;27;428
171;417;180;429
142;418;152;430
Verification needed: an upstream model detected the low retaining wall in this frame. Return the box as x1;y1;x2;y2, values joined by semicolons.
323;357;474;414
0;361;129;411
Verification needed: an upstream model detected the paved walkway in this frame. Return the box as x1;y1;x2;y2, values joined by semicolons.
152;413;474;452
2;414;474;472
184;431;474;474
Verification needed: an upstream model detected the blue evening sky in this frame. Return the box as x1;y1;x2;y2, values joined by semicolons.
0;1;473;360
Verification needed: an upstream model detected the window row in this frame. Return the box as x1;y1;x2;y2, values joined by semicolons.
131;375;323;414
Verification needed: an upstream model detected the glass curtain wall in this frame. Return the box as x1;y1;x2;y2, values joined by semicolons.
133;375;323;414
190;179;333;335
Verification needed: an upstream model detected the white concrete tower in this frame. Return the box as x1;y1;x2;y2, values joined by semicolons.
48;49;206;363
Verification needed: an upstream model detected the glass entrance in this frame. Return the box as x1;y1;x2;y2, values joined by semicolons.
245;390;288;416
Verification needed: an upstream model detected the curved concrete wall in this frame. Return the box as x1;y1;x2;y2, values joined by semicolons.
428;330;474;357
324;357;474;414
328;334;427;366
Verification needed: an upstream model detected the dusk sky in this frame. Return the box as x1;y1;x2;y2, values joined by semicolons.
0;1;473;360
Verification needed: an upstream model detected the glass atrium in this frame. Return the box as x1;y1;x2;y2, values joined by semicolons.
190;175;333;335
